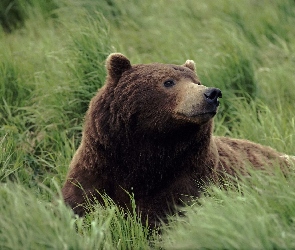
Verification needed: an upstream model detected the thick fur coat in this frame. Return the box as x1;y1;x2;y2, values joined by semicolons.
62;53;292;225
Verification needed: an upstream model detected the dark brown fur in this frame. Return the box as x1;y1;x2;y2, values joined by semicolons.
62;53;293;226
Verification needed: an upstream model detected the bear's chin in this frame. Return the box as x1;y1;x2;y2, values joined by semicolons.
174;111;216;125
190;111;217;118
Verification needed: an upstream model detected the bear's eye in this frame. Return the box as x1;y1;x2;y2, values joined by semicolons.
163;80;175;88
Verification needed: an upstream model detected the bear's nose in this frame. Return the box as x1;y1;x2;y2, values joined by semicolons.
204;88;222;105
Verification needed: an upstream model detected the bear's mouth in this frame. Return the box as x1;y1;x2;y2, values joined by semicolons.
190;111;217;118
174;110;217;123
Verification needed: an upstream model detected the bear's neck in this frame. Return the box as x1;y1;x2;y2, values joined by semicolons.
104;121;216;183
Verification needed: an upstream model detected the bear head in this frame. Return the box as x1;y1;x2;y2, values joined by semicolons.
103;53;222;135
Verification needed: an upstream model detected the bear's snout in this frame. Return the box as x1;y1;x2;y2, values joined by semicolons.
204;88;222;106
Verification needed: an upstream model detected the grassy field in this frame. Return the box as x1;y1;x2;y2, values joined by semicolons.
0;0;295;249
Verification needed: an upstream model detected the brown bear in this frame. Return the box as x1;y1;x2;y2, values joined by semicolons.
62;53;293;226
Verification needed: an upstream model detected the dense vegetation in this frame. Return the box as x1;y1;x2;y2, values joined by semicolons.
0;0;294;249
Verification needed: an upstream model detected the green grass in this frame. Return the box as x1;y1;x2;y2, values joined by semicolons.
0;182;152;249
0;0;295;249
161;167;295;250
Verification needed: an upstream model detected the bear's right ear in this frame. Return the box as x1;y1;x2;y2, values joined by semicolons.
106;53;132;82
183;59;196;72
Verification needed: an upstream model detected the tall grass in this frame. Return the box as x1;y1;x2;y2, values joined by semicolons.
0;0;295;249
161;166;295;250
0;183;151;249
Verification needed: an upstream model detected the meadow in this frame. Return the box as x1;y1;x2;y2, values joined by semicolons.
0;0;295;249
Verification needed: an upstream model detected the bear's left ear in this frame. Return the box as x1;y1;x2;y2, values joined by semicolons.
183;59;196;72
106;53;132;82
